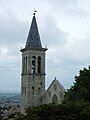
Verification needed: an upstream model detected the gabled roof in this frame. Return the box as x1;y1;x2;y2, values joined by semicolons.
25;14;42;49
46;78;66;93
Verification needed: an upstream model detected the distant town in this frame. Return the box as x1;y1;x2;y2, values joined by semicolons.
0;93;20;119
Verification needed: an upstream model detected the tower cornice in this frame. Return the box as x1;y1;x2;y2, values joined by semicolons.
21;73;46;76
20;47;48;52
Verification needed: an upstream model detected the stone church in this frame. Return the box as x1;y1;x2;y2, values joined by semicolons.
20;12;65;113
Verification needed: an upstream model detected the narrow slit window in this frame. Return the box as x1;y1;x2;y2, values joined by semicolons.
25;87;26;94
40;82;42;85
38;87;41;94
32;87;35;95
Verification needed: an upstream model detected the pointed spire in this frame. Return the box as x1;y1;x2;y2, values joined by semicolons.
25;12;42;49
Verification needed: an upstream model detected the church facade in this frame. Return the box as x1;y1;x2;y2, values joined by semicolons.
20;13;65;113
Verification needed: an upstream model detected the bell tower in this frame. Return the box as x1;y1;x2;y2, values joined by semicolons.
20;12;47;113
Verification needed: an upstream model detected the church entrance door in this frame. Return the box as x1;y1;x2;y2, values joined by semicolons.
52;94;58;104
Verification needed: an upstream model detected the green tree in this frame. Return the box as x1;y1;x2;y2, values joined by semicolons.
15;113;26;120
15;103;90;120
63;66;90;104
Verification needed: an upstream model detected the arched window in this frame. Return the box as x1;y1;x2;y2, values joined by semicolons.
22;87;24;95
26;56;27;73
23;57;25;74
32;56;36;73
52;94;58;104
38;56;41;73
22;87;26;95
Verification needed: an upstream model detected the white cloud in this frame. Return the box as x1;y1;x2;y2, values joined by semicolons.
0;46;20;71
0;46;12;61
40;14;68;48
0;0;90;92
0;12;28;45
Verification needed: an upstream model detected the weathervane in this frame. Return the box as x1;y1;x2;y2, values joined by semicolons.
33;9;37;16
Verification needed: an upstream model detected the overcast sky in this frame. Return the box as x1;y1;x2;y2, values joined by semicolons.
0;0;90;93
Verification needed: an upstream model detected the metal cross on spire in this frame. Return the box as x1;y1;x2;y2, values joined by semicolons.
33;9;37;16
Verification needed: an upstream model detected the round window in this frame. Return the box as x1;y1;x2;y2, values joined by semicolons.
53;84;57;90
